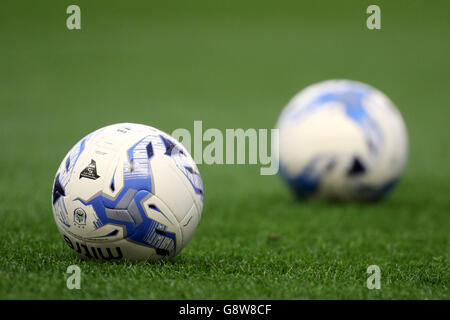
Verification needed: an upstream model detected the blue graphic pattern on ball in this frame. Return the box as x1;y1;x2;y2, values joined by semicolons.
75;135;177;256
289;84;384;155
280;155;336;197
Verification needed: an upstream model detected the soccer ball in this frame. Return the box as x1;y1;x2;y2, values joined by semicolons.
275;80;408;201
51;123;204;261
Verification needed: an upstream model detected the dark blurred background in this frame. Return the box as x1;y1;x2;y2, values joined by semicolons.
1;0;449;199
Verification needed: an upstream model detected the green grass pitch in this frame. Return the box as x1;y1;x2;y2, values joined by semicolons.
0;0;449;299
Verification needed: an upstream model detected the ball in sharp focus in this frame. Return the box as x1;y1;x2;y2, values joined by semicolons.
51;123;204;261
275;79;408;201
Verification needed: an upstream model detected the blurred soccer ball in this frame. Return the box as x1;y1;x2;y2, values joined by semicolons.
52;123;204;261
275;80;408;201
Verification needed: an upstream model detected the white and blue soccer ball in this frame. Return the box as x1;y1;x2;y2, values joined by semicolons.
275;80;408;201
52;123;204;261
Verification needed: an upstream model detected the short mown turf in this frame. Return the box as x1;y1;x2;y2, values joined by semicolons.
0;0;449;299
